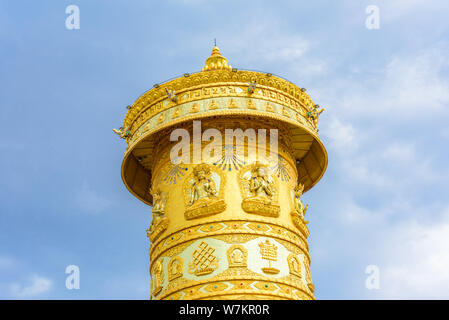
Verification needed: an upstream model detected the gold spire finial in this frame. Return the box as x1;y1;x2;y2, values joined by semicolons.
202;45;232;72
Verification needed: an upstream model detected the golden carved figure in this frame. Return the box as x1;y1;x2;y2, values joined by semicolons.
184;164;226;220
147;187;168;242
241;162;280;217
112;127;130;139
151;259;164;297
247;99;257;110
209;100;218;110
190;103;199;113
249;164;274;199
265;102;274;112
172;107;181;119
228;98;239;109
165;88;178;103
287;253;302;278
293;183;309;221
306;104;324;128
290;183;310;238
168;256;183;281
190;163;217;204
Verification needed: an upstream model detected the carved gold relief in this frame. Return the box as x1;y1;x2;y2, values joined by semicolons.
226;245;248;268
147;188;169;242
184;163;226;220
151;259;164;297
247;99;257;110
209;100;218;110
228;98;239;109
172;107;181;119
290;183;310;238
259;240;280;274
188;241;219;276
168;256;183;281
240;162;280;217
287;254;302;278
190;103;199;113
265;102;274;112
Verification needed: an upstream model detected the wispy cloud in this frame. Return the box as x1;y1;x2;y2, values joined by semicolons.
10;275;52;298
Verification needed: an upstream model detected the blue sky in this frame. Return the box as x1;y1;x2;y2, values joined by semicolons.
1;0;449;299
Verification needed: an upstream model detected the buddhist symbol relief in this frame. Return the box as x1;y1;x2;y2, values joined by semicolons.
188;241;219;276
258;239;280;275
184;163;226;220
240;162;280;217
226;245;248;268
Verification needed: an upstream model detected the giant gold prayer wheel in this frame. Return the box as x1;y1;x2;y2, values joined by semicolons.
116;46;327;300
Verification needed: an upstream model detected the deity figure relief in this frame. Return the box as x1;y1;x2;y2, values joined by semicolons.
184;163;226;220
240;162;280;217
290;182;310;238
189;164;217;205
146;187;169;242
167;256;183;281
249;165;274;200
151;260;164;296
293;183;308;222
287;253;302;278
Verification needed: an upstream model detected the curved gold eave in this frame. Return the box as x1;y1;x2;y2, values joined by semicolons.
121;110;328;207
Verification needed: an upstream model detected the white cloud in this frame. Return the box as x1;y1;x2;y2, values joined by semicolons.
220;21;326;78
10;276;52;298
317;43;449;121
324;117;357;151
380;208;449;298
